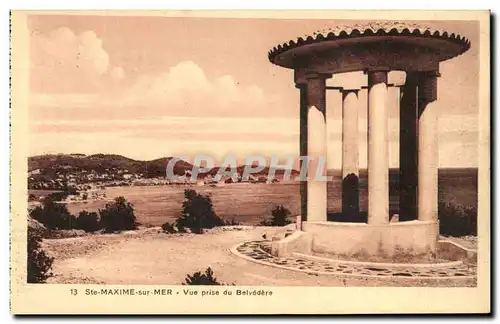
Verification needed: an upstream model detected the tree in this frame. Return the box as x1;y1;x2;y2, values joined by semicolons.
77;211;101;232
27;229;54;283
260;205;292;226
183;267;222;285
99;196;137;232
176;189;223;234
30;197;77;230
439;202;477;236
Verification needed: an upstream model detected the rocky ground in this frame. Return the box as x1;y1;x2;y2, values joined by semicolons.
40;226;476;287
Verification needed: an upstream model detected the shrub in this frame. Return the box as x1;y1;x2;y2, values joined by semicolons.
29;197;77;230
99;196;137;233
161;221;174;233
260;205;292;226
183;267;222;285
224;218;241;226
27;229;54;283
47;191;70;202
77;211;101;232
176;189;223;234
439;201;477;237
161;221;185;234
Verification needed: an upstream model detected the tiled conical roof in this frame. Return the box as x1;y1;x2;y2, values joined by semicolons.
268;21;471;64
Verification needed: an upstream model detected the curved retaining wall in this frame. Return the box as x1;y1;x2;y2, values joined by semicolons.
302;220;439;257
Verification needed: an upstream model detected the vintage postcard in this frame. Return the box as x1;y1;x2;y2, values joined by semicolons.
10;10;490;314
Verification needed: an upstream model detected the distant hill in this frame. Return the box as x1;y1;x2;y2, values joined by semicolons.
28;154;300;179
28;154;194;178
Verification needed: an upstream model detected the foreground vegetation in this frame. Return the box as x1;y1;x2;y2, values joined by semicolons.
259;205;293;226
162;189;293;234
30;195;137;233
183;267;225;285
27;229;54;283
438;202;477;237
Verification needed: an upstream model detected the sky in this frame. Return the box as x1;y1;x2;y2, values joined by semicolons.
27;15;479;168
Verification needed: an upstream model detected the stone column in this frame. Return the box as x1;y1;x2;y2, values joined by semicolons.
341;89;360;219
297;82;308;225
417;71;440;222
367;68;390;225
305;73;329;222
399;73;419;221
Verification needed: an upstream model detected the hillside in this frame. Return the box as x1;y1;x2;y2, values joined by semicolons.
28;154;194;178
28;154;300;179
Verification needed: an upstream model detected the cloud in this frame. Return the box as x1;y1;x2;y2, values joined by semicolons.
30;27;124;93
122;60;271;115
30;60;280;119
29;26;284;119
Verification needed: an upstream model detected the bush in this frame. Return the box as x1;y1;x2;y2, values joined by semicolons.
176;189;223;234
224;218;241;226
439;201;477;237
260;205;292;226
27;229;54;283
47;192;68;202
162;221;175;233
99;196;137;232
77;211;101;232
161;221;186;234
183;267;222;285
47;190;75;202
30;197;77;230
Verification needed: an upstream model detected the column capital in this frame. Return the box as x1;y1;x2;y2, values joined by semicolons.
363;66;391;74
304;72;332;80
366;69;389;87
406;70;441;83
294;69;331;86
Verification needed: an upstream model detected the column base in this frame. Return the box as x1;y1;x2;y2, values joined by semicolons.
302;220;438;257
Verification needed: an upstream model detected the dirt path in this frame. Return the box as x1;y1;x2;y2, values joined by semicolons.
44;227;475;287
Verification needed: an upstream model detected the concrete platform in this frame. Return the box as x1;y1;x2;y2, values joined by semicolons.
302;220;439;257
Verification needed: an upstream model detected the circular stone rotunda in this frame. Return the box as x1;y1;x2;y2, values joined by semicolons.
231;22;477;282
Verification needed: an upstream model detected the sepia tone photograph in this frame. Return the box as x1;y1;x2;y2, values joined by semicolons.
10;10;490;314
